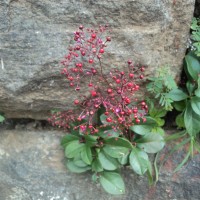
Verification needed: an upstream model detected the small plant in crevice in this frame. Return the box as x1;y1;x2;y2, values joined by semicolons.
48;25;165;195
147;50;200;172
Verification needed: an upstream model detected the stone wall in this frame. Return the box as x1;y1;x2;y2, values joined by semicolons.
0;0;195;119
0;129;200;200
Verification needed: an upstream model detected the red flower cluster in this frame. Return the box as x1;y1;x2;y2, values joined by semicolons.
49;25;148;134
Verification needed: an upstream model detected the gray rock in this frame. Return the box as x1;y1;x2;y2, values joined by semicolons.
0;130;200;200
0;0;195;119
0;183;32;200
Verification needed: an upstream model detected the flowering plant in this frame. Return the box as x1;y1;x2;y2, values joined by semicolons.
49;25;165;194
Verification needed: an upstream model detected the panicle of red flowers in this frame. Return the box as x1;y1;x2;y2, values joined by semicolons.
48;24;148;134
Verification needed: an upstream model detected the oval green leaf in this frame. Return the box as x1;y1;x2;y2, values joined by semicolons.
84;135;98;147
66;160;91;173
173;100;186;111
98;129;120;138
81;146;93;165
99;172;125;195
105;137;133;149
117;151;129;165
98;151;119;170
129;148;149;175
65;140;85;158
191;96;200;115
136;133;165;153
74;158;88;168
103;145;129;158
195;88;200;97
130;116;159;135
166;89;188;101
92;158;103;172
184;103;200;136
61;134;79;148
129;125;152;135
186;81;196;95
184;52;200;81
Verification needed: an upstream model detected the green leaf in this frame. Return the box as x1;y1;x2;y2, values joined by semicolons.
151;127;165;136
164;130;186;142
186;81;196;95
92;173;98;182
166;89;188;101
173;101;186;111
65;140;85;158
129;148;149;175
195;88;200;97
99;172;125;195
184;52;200;81
154;118;165;127
117;151;129;165
81;146;93;165
129;116;157;135
66;160;91;173
61;134;79;148
149;107;167;118
191;96;200;115
98;151;119;170
184;103;200;136
191;18;198;30
92;159;103;172
146;161;153;185
195;76;200;97
74;154;88;167
136;133;165;153
98;129;120;138
84;135;98;147
164;75;178;90
0;115;5;123
103;145;129;159
105;137;133;149
175;113;185;128
174;151;191;172
129;125;151;135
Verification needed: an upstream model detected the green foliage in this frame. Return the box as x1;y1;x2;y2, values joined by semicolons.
174;52;200;139
129;147;149;175
191;18;200;57
0;113;5;123
61;119;165;194
184;51;200;80
99;172;125;195
136;133;165;153
139;100;167;136
146;67;178;111
145;40;200;172
129;116;158;135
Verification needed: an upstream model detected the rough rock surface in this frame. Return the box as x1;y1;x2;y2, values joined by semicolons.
0;0;195;119
0;129;200;200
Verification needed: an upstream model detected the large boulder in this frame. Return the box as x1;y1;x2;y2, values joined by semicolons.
0;0;195;119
